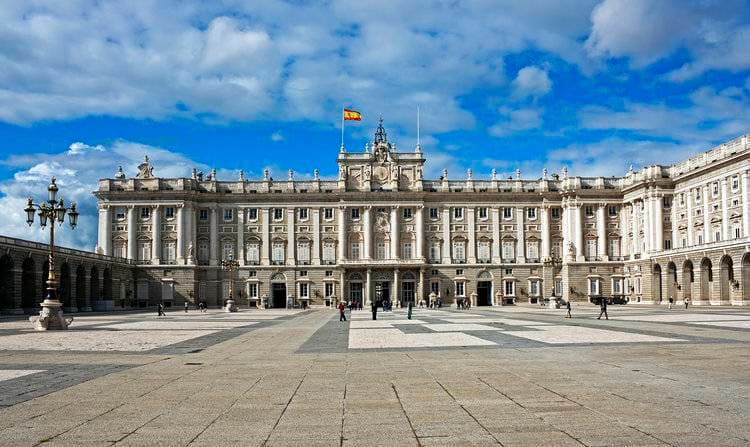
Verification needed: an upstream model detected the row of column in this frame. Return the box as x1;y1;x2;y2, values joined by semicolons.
561;200;610;261
337;205;425;262
358;268;425;305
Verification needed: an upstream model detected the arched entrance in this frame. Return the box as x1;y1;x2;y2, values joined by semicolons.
667;262;677;302
0;255;14;311
682;260;693;301
103;268;112;301
652;264;662;303
75;265;86;309
270;273;287;308
719;255;733;303
743;254;750;302
700;258;712;302
21;257;36;311
89;266;100;303
400;272;415;305
348;272;363;307
60;263;72;308
476;270;493;306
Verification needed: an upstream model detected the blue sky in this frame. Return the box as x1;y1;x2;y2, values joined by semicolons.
1;0;750;250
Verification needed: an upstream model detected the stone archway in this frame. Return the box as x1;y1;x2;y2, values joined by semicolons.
103;268;112;301
667;262;678;302
700;258;712;302
743;253;750;303
719;255;733;303
89;266;100;303
21;257;36;311
270;272;287;308
682;260;693;301
0;255;14;310
60;262;72;308
652;264;662;303
75;265;86;309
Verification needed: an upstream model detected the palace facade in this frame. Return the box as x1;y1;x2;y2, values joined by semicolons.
87;121;750;309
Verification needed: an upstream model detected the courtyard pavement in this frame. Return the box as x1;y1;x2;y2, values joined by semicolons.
0;304;748;446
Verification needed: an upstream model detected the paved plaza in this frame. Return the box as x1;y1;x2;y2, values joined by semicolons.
0;305;748;446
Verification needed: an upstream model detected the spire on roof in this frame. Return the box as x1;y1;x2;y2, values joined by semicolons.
374;116;387;144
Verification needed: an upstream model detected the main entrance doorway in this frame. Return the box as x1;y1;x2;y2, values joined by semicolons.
374;281;390;305
271;283;287;308
477;281;492;306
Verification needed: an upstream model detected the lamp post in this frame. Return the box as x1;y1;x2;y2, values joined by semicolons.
25;177;79;330
221;252;239;312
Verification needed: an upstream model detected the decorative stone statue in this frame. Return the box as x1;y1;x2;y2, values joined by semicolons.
543;168;548;180
136;155;154;179
364;166;371;181
416;167;423;180
562;166;568;179
442;168;448;179
115;166;125;179
314;168;319;180
211;168;217;180
239;170;245;181
515;168;521;180
338;165;346;181
191;168;198;180
187;242;194;259
491;168;497;180
263;168;270;181
467;168;473;179
288;169;294;181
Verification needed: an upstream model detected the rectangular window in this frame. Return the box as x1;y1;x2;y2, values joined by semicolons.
453;208;463;219
114;243;127;258
478;241;490;261
503;207;512;219
325;282;334;298
585;206;594;217
664;239;672;250
299;283;309;299
712;182;719;197
551;208;560;219
453;241;465;262
138;241;151;261
272;242;285;262
455;282;465;297
554;279;562;297
608;206;617;216
715;231;721;242
613;279;622;294
504;268;513;275
695;189;701;202
585;240;597;259
248;283;258;299
402;208;412;219
246;243;259;263
478;207;488;219
140;207;151;219
504;280;514;296
608;239;620;258
222;242;234;261
735;227;742;238
298;208;308;220
429;208;439;219
529;280;540;296
322;242;336;262
273;208;283;220
663;196;671;208
589;278;600;296
402;242;413;259
698;234;703;245
199;209;208;221
526;241;539;260
502;240;515;260
223;209;233;221
248;208;258;220
429;242;441;261
297;242;310;263
527;208;537;219
732;176;740;191
430;281;440;295
299;270;307;277
324;208;334;220
350;242;361;260
165;207;175;219
351;208;360;220
115;208;126;220
198;242;209;262
679;194;685;206
376;241;388;260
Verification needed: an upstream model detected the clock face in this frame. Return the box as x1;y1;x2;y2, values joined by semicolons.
374;165;388;182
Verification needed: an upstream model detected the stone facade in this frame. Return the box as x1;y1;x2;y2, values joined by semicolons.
88;122;750;308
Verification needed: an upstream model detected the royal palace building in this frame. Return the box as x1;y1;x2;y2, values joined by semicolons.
84;121;750;309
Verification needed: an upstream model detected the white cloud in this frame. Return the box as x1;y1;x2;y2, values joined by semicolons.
488;107;543;137
270;131;284;142
511;66;552;99
0;141;206;250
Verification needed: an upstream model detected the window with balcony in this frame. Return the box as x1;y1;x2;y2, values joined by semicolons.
272;242;285;263
401;242;413;259
376;240;389;260
452;240;466;262
198;241;209;262
222;242;234;260
608;239;620;258
297;241;311;264
350;242;361;260
585;239;597;259
502;240;515;260
529;280;540;297
246;243;260;264
138;241;151;261
526;241;539;261
477;240;491;262
429;241;441;261
322;242;336;263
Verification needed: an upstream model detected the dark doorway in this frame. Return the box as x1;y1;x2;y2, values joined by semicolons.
477;281;492;306
271;283;287;308
374;281;390;306
75;265;86;309
0;255;13;310
60;263;71;308
21;257;36;311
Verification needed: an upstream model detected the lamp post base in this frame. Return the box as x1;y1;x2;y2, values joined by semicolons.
29;299;74;330
224;299;238;312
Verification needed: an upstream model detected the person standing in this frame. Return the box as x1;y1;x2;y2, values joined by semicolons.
371;301;378;321
339;301;347;322
565;299;572;318
407;301;413;320
684;297;690;309
157;303;165;317
184;301;189;313
668;296;673;310
597;298;608;320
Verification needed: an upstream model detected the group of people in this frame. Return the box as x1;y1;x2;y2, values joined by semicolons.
456;298;471;310
416;299;443;309
667;296;690;310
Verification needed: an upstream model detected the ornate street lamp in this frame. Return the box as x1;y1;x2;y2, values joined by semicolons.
221;252;239;312
25;177;79;330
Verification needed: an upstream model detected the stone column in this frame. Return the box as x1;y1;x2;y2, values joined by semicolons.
286;208;295;265
541;205;550;260
209;207;218;266
418;268;424;304
237;208;245;266
491;207;501;263
467;207;476;263
340;270;346;303
313;208;321;265
654;194;663;251
415;206;424;259
670;197;678;249
390;206;399;260
187;204;196;265
98;205;112;256
686;191;694;246
176;205;185;263
721;178;729;240
261;208;270;264
516;207;525;263
597;203;607;260
743;171;750;237
702;184;710;243
619;205;628;258
642;194;651;253
393;269;399;305
338;206;346;262
152;205;161;264
574;205;584;261
442;207;451;263
366;268;372;304
363;206;372;260
562;200;570;261
631;202;639;257
127;206;136;260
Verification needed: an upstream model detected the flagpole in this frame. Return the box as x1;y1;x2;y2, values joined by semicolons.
417;106;420;146
341;106;345;150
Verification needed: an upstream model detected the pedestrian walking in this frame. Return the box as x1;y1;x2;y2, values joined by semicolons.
597;298;608;320
338;301;347;322
565;299;572;318
668;296;673;310
157;303;165;317
684;297;690;309
371;301;378;321
407;301;413;320
184;301;189;313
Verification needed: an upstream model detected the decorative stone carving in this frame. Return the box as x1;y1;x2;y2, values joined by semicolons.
136;156;154;179
115;166;125;179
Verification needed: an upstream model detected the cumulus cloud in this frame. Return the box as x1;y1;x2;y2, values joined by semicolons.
0;141;207;250
270;131;284;142
488;107;543;137
511;66;552;99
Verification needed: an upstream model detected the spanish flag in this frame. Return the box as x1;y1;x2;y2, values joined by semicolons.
343;109;362;121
